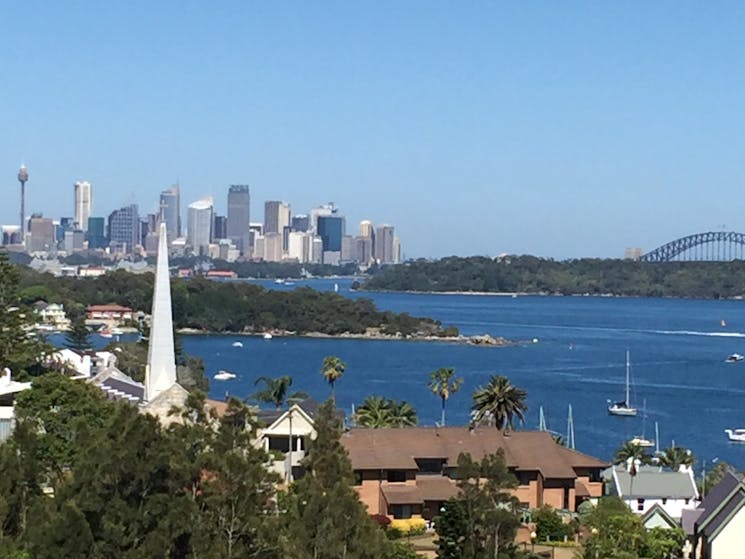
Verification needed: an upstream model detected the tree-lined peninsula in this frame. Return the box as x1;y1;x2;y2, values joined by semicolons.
17;267;457;338
363;256;745;299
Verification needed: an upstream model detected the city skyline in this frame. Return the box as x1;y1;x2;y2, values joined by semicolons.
3;4;745;258
2;172;401;265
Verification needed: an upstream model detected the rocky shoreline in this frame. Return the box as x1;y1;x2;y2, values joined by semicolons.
177;327;526;347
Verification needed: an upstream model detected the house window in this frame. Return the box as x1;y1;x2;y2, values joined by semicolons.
387;470;407;483
354;471;363;486
685;498;690;505
415;458;443;475
588;469;602;483
516;471;531;485
391;504;412;519
637;499;645;512
662;498;667;505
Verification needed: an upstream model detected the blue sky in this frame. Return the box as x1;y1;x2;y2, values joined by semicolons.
2;1;744;258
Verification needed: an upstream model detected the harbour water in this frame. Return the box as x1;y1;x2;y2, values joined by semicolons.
68;277;745;470
191;278;745;469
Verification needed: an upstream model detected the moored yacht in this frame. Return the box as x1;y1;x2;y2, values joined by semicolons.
608;350;638;417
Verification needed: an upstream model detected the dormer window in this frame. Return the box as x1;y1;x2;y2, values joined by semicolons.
415;458;444;475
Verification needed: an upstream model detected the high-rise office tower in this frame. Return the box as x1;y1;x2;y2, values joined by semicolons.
187;197;214;255
213;215;227;240
227;185;250;254
354;235;374;265
309;203;336;233
359;220;374;238
317;215;345;264
74;181;92;231
291;214;310;232
159;186;181;241
374;224;395;264
108;204;140;253
264;201;291;234
26;214;55;253
87;217;107;249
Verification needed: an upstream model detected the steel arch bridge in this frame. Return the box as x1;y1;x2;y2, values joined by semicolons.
640;231;745;262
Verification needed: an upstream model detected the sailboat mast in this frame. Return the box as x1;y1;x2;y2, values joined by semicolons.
625;350;631;406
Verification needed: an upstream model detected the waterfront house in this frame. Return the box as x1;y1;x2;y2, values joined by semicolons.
682;472;745;559
33;301;71;330
86;304;134;323
340;426;607;520
603;464;699;522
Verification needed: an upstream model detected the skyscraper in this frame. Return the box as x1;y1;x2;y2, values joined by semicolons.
108;204;140;253
375;224;395;264
291;214;310;232
27;214;55;253
87;217;107;249
264;201;291;234
159;186;181;241
317;215;345;264
187;197;214;255
213;215;227;240
74;181;92;231
227;185;250;254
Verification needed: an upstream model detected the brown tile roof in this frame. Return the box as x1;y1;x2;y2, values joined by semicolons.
416;476;460;501
382;484;424;505
341;427;607;480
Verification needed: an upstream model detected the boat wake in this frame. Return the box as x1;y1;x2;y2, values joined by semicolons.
652;330;745;338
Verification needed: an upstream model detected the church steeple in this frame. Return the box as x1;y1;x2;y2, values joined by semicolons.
145;221;177;401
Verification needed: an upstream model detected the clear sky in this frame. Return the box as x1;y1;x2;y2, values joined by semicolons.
2;1;744;258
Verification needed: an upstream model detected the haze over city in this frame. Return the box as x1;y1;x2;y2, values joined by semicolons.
3;2;745;258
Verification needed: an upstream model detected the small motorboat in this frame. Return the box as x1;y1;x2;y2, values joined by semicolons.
213;370;237;381
628;436;655;448
725;428;745;442
725;353;744;363
263;333;273;340
232;341;243;348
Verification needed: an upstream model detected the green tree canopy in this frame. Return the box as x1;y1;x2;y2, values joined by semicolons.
470;375;527;432
354;396;418;428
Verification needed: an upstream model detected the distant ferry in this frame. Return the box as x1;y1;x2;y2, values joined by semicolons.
214;370;237;381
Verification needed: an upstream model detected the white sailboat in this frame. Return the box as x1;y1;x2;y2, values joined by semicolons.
608;350;638;417
629;399;654;446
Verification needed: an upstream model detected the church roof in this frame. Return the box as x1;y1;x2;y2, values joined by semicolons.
89;367;144;403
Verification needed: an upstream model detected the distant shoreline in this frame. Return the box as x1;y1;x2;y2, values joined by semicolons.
177;328;527;347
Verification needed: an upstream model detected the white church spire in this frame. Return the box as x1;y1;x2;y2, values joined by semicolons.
145;221;177;401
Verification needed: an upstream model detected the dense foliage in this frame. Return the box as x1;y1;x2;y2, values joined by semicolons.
364;255;745;298
435;450;520;559
0;253;51;378
0;377;419;558
17;267;455;336
580;498;686;559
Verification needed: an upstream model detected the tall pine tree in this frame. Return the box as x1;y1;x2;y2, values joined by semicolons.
283;400;388;559
0;252;49;377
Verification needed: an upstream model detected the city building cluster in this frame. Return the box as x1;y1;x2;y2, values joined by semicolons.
3;166;402;266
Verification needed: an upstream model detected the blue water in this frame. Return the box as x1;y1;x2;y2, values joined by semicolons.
192;279;745;469
58;277;745;469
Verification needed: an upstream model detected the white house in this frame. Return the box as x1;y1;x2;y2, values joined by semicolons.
33;301;71;330
257;401;319;483
604;463;699;522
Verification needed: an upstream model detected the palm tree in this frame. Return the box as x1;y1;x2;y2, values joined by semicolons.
321;355;346;397
428;367;463;426
470;375;527;432
659;446;695;471
354;396;418;428
251;375;307;409
613;441;652;472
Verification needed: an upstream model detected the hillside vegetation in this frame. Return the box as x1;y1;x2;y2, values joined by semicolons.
18;267;455;336
364;256;745;299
